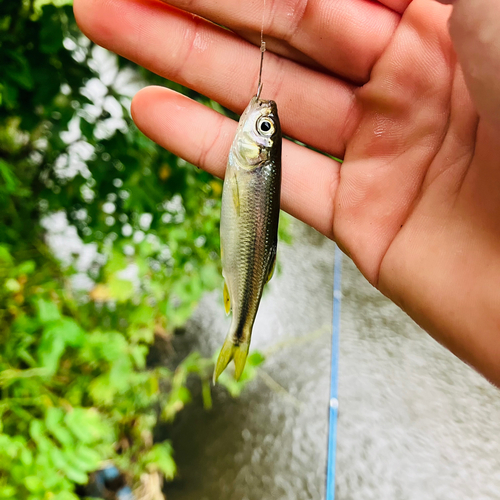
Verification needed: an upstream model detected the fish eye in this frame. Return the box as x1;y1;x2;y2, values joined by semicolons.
256;117;274;136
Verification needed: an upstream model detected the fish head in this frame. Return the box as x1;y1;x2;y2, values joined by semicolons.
230;96;281;169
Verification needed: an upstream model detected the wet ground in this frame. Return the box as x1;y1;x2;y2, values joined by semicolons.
164;219;500;500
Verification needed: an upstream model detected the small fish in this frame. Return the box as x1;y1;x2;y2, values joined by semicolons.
213;95;282;382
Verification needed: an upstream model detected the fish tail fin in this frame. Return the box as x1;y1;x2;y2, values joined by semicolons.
213;334;250;384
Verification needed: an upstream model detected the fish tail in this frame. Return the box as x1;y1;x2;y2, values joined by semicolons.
213;332;250;384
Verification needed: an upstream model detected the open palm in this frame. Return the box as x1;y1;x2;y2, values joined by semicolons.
75;0;500;384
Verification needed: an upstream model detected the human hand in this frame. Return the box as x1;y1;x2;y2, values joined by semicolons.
74;0;500;385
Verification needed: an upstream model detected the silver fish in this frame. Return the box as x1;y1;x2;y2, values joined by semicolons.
213;96;282;382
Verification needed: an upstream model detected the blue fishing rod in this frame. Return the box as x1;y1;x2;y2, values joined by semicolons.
325;244;342;500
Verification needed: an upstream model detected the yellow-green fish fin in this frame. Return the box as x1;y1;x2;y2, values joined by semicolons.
233;342;250;380
223;280;231;315
213;337;249;383
232;175;240;216
265;246;277;284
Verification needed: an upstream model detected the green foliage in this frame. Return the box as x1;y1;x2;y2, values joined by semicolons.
0;1;265;498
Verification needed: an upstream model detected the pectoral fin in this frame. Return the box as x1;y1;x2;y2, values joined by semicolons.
232;175;240;216
223;280;231;315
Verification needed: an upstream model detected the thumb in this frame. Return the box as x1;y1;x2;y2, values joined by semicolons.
443;0;500;129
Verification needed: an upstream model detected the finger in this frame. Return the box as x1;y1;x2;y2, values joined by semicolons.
377;0;412;13
159;0;400;83
449;0;500;130
74;0;355;158
131;86;340;238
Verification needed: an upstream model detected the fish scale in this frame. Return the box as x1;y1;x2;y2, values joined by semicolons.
234;170;273;332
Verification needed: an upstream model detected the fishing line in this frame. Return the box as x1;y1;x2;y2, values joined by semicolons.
326;244;342;500
257;0;266;99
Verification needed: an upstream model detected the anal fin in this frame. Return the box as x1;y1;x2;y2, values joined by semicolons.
265;245;277;284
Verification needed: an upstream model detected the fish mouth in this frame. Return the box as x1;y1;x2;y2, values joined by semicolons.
254;97;277;114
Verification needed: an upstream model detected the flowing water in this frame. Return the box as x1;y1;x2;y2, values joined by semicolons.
163;219;500;500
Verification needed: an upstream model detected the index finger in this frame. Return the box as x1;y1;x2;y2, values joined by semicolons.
160;0;401;83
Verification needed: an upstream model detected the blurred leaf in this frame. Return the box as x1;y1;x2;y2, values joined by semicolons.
0;245;13;264
141;442;176;480
107;276;134;302
4;50;33;90
38;318;85;373
24;475;44;493
4;278;21;293
0;368;49;388
45;408;74;448
0;160;19;193
29;419;45;444
16;260;36;276
64;409;114;445
36;299;61;324
39;6;64;54
247;351;265;367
